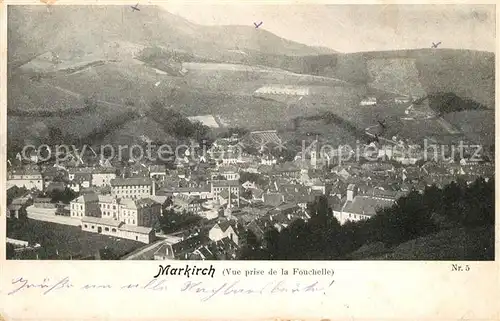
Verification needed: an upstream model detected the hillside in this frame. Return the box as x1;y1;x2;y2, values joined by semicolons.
296;49;495;109
346;226;494;260
8;5;334;72
7;6;494;152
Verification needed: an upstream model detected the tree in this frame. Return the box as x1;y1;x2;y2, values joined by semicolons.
6;243;15;259
158;209;202;234
48;187;78;204
161;197;173;214
240;177;494;260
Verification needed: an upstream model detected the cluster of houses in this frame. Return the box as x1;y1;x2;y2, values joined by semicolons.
6;129;494;258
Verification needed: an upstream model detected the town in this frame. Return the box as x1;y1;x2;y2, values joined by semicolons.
6;127;494;260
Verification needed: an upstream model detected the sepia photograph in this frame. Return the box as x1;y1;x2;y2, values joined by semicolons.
5;3;495;262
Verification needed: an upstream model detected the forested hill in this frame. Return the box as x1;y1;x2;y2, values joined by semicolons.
239;177;494;260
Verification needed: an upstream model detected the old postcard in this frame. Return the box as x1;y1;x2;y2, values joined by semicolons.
1;1;498;320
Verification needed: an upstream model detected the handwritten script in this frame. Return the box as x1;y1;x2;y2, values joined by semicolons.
7;276;335;301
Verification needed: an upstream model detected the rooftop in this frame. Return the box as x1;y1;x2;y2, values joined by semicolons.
211;180;240;188
72;193;99;203
343;196;395;217
111;178;152;186
119;224;153;235
81;216;122;227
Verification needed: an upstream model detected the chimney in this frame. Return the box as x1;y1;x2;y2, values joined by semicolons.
151;181;156;195
347;184;356;201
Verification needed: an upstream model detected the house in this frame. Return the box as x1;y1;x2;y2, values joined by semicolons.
110;177;155;199
68;173;92;192
76;195;160;244
272;203;299;216
250;188;265;202
153;235;208;260
68;167;116;187
332;184;396;225
7;169;44;190
241;163;260;174
309;178;326;194
360;97;377;106
211;165;240;180
272;162;301;179
119;198;160;227
149;165;167;180
242;181;257;190
91;167;117;186
81;217;155;244
203;237;239;260
8;197;31;219
395;96;412;104
210;180;240;206
254;85;310;96
208;221;241;246
97;195;120;220
217;190;240;209
263;193;285;207
171;194;204;214
260;154;277;165
70;193;100;218
245;220;266;242
163;185;213;199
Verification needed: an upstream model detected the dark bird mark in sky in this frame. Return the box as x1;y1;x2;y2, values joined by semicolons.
431;42;441;48
131;3;140;12
254;21;263;29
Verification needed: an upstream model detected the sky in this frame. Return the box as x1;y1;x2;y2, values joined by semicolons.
161;4;496;53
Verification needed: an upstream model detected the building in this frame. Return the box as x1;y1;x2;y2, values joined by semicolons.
91;167;117;186
395;96;412;104
153;235;207;260
119;198;160;227
81;217;155;244
149;165;167;181
360;97;377;106
211;166;240;181
68;167;117;187
241;181;257;190
208;221;240;246
171;194;204;215
70;193;100;218
332;184;396;225
210;180;240;206
161;185;213;199
272;162;301;179
74;195;160;244
254;85;310;96
110;177;155;199
97;195;120;220
68;173;92;192
7;197;31;219
7;169;44;190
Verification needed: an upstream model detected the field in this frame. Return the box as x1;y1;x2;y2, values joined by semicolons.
7;219;144;260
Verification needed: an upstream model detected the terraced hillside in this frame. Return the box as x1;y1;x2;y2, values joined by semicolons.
7;6;494;153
